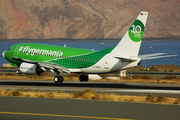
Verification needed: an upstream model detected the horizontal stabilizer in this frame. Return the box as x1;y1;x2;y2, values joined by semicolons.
138;53;168;58
114;56;140;61
140;55;178;60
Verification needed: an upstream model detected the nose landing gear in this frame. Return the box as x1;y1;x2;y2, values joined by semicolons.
16;70;21;74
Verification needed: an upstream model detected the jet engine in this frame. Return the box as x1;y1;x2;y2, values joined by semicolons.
20;62;44;75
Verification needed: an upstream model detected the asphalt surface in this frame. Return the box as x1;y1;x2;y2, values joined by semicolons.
0;69;180;97
0;69;17;73
0;80;180;98
0;71;180;120
0;96;180;120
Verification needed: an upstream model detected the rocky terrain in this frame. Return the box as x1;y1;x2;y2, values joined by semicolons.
0;0;180;39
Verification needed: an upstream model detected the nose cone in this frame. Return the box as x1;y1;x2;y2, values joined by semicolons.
2;51;5;58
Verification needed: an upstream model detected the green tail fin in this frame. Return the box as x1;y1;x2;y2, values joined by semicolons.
111;11;148;57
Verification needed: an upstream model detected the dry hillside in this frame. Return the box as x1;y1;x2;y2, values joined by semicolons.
0;0;180;39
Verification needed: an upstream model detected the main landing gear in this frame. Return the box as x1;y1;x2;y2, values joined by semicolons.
54;71;63;83
79;74;88;82
54;76;64;83
53;73;89;83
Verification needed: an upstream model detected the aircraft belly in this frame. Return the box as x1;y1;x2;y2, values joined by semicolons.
80;56;120;73
81;56;140;73
69;69;81;72
81;67;110;74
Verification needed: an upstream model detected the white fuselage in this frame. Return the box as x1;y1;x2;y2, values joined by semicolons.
70;53;141;74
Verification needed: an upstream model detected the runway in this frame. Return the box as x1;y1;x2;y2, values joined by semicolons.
0;80;180;98
0;96;180;120
0;78;180;120
1;69;180;76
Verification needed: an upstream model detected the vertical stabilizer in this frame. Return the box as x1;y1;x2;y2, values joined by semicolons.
111;11;148;57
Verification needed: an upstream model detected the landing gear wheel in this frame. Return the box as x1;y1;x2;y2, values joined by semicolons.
16;70;21;74
54;76;59;83
54;76;64;83
84;75;88;82
79;75;89;82
59;76;64;83
79;75;84;82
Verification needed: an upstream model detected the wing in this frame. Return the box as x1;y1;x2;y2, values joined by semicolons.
138;53;178;60
12;57;71;74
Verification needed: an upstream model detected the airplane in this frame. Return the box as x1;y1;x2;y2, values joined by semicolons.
2;11;177;83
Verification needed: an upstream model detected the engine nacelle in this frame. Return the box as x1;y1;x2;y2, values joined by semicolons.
20;62;44;75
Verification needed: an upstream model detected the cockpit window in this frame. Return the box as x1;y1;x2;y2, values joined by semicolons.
7;48;11;51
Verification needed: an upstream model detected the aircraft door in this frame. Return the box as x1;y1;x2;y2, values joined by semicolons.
14;45;20;57
104;56;109;69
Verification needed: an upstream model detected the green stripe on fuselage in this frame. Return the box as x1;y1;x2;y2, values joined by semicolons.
6;43;115;69
49;47;115;69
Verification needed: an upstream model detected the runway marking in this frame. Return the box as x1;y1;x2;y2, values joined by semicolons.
0;111;134;120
